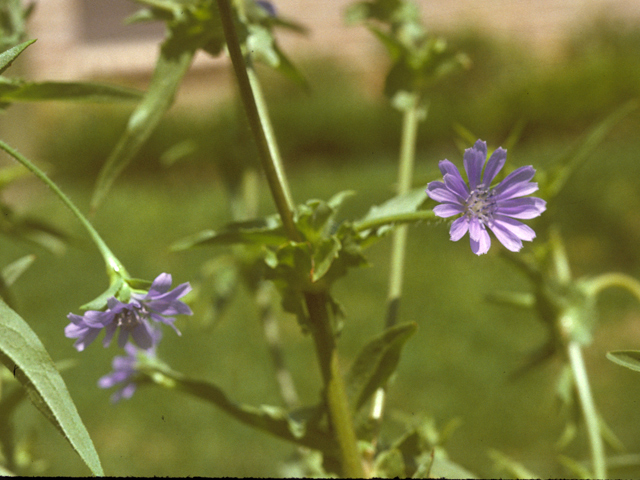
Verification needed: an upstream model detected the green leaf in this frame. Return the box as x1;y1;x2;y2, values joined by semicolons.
142;363;337;455
607;350;640;373
543;100;637;200
2;254;35;286
0;81;143;103
79;277;125;310
171;215;286;251
0;298;103;475
346;322;417;412
372;448;406;478
0;39;35;75
354;187;429;237
90;45;195;210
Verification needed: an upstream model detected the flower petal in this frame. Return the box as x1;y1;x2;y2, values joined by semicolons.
433;203;464;218
449;216;469;241
148;273;172;295
488;221;524;252
443;173;470;200
438;159;461;177
482;147;506;186
494;197;546;219
492;215;537;241
464;140;487;190
427;182;463;204
493;166;537;200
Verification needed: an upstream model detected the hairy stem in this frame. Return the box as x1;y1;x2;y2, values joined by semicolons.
0;140;127;279
216;2;364;476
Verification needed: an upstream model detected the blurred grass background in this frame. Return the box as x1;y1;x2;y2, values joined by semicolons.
2;19;640;477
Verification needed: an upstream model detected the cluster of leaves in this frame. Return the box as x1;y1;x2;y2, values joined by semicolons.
345;0;469;112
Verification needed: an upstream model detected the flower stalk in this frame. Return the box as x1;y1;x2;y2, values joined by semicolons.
216;1;364;476
0;139;127;279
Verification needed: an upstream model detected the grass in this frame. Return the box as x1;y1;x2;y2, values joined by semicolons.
3;135;640;477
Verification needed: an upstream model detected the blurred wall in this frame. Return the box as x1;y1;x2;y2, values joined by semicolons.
24;0;640;83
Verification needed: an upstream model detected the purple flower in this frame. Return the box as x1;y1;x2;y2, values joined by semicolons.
65;273;192;351
426;140;546;255
98;329;161;403
256;1;276;16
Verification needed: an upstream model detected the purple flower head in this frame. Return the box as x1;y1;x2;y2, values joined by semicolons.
65;273;192;352
256;1;276;16
426;140;546;255
98;329;161;403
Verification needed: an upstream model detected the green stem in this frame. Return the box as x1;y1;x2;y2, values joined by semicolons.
567;340;606;479
216;2;363;476
0;140;127;279
371;97;422;425
216;0;297;241
585;272;640;304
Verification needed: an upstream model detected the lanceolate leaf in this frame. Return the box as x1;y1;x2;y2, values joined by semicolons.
0;81;143;103
0;298;103;475
346;322;417;412
0;39;35;75
90;43;195;210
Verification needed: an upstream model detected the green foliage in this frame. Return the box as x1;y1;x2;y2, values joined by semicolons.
345;322;417;413
0;298;103;476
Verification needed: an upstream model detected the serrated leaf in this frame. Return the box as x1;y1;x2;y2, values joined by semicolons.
0;298;103;475
346;322;417;412
607;350;640;373
0;39;35;75
1;81;142;103
142;364;337;454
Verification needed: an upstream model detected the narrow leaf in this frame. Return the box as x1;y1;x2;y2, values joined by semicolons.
1;81;142;103
0;298;103;475
2;254;36;286
346;322;417;412
0;39;36;75
171;216;285;251
607;350;640;373
90;38;195;210
143;364;337;455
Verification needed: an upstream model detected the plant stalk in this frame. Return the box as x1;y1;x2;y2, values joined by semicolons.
216;1;364;476
371;96;422;424
0;140;127;279
567;340;606;479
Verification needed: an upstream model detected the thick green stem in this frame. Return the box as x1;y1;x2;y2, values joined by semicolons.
216;2;363;476
0;140;127;279
216;0;297;241
567;340;606;479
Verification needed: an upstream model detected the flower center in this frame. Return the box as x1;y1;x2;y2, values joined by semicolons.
117;308;144;331
464;186;496;223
